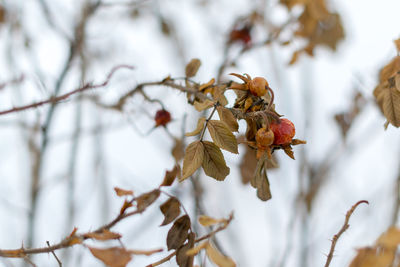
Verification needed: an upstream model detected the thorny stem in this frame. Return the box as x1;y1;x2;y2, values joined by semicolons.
199;104;218;141
46;241;62;267
324;200;369;267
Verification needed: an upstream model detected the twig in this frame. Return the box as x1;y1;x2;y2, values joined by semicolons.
46;241;62;267
0;65;134;116
199;104;218;140
324;200;369;267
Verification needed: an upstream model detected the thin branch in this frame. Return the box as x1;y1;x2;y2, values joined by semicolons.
46;241;62;267
0;65;134;116
324;200;369;267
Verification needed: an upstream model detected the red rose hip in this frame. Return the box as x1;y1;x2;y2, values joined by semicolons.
270;118;295;145
155;109;171;126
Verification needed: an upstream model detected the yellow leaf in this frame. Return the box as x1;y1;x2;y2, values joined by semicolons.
199;78;215;91
198;215;224;227
186;117;206;137
181;141;205;181
186;242;209;256
217;106;239;132
207;120;238;154
194;99;215;111
206;243;236;267
202;141;230;181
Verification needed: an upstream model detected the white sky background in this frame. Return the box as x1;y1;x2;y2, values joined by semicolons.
0;0;400;266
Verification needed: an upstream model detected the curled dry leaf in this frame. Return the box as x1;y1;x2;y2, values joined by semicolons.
160;197;181;226
161;165;180;187
251;156;272;201
176;232;195;267
137;189;161;212
185;117;206;137
185;58;201;78
202;141;230;181
129;248;163;256
217;106;239;132
114;187;133;197
194;99;215;111
84;229;122;241
172;138;185;162
89;247;132;267
167;215;191;251
120;200;133;215
206;243;236;267
207;120;238;154
181;141;205;181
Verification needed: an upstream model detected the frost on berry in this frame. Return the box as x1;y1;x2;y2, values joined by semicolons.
249;77;268;97
155;109;171;127
270;118;295;145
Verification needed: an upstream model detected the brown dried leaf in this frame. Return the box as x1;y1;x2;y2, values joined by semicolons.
160;197;181;226
395;73;400;92
348;247;395;267
202;141;230;181
255;166;272;201
207;120;238;154
89;247;132;267
172;138;185;162
194;99;215;111
206;243;236;267
185;58;201;78
84;229;122;241
217;106;239;132
376;85;400;127
161;165;180;187
181;141;205;181
176;232;195;267
283;146;295;159
212;85;228;106
185;117;206;137
114;187;133;197
167;215;191;250
199;78;215;91
240;146;258;184
198;215;224;227
137;189;160;212
379;56;400;82
376;227;400;248
120;200;133;215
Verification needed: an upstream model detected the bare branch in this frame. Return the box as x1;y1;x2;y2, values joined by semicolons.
324;200;369;267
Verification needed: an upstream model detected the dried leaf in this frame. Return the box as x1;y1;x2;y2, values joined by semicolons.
186;242;208;256
172;138;185;162
202;141;230;181
160;197;181;226
114;187;133;197
283;146;295;159
395;39;400;53
167;215;191;250
379;56;400;82
84;229;122;241
137;189;160;212
217;106;239;132
186;117;206;137
198;215;223;227
207;120;238;154
129;248;163;256
161;165;180;187
89;247;132;267
240;146;258;184
255;166;272;201
185;58;201;78
120;199;133;215
181;141;205;181
348;247;395;267
176;232;195;267
376;85;400;127
199;78;215;91
206;243;236;267
194;99;215;111
376;227;400;248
